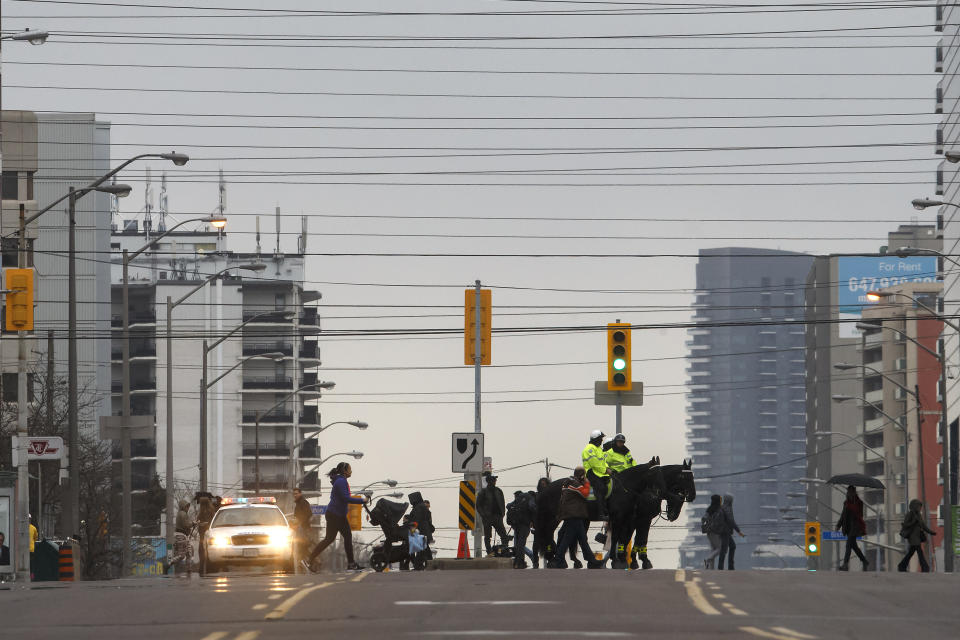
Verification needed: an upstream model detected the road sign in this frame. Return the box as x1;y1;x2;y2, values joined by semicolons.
459;480;477;530
11;436;64;465
953;506;960;556
593;381;644;406
483;456;493;473
452;432;485;473
99;415;155;440
822;530;861;541
311;504;327;516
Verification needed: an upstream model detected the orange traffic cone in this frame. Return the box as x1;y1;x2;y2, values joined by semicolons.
457;531;471;559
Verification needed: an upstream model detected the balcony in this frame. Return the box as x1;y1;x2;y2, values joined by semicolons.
299;342;320;360
241;443;291;457
241;411;294;424
243;342;293;357
111;343;158;360
858;448;884;464
242;376;293;390
300;308;319;327
299;406;318;424
865;389;883;405
111;439;157;459
241;476;289;490
111;378;157;393
111;311;157;327
302;372;318;388
300;439;319;458
242;309;293;324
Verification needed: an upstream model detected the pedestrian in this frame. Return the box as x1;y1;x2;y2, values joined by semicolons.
166;499;194;575
897;499;936;572
409;492;435;546
196;492;215;572
0;532;10;566
306;462;368;572
836;485;868;572
548;466;594;568
291;487;313;567
701;494;726;570
477;472;510;554
717;494;745;570
581;430;611;520
28;514;37;577
506;489;537;569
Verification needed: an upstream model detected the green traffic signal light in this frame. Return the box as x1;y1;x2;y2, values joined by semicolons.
613;358;626;371
808;543;818;553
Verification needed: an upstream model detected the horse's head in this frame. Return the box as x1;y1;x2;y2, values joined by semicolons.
663;459;697;521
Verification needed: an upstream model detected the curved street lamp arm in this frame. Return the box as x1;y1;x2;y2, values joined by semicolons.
172;265;248;308
126;216;218;264
861;364;918;399
206;309;285;352
206;353;280;389
868;323;942;361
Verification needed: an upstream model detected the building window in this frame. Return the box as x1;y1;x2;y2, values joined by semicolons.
1;372;34;402
1;172;18;200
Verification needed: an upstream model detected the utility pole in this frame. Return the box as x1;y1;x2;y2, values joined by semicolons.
473;279;482;559
67;187;79;539
120;249;133;576
15;203;31;583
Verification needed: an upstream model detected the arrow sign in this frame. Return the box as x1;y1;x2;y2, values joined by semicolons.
452;432;484;473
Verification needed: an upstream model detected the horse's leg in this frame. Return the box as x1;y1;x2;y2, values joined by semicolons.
634;512;653;570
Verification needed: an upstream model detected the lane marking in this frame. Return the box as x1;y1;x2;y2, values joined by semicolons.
351;572;368;582
199;634;228;640
396;601;559;606
235;633;261;640
722;602;748;616
740;627;816;640
267;594;283;600
416;633;634;637
771;628;817;639
265;582;333;621
712;593;726;599
251;604;268;611
674;569;685;582
682;578;722;616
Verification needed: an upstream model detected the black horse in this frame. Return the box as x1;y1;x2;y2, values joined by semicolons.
533;457;663;567
606;457;667;570
617;459;697;570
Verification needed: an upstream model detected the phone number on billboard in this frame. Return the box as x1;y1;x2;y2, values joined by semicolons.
848;276;935;292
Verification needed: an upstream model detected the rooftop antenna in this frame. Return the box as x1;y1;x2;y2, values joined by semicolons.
143;166;153;239
298;215;308;254
255;215;262;258
109;175;120;231
158;171;168;232
217;167;227;250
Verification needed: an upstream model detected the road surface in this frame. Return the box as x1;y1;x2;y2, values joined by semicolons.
3;567;958;639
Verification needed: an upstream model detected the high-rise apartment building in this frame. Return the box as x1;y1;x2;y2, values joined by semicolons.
111;218;322;533
681;248;813;570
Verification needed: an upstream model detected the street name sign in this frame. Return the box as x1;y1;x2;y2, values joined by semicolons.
452;432;484;473
11;436;64;466
822;530;861;541
594;381;644;406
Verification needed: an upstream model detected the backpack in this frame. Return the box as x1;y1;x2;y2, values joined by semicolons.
701;510;724;534
506;499;526;528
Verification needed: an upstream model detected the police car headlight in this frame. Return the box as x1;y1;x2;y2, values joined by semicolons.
210;535;230;547
268;530;292;548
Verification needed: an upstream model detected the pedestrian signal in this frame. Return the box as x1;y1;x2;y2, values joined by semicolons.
607;323;632;391
5;268;34;332
805;521;821;556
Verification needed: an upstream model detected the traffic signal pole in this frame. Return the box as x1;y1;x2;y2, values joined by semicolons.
473;279;482;559
15;203;30;583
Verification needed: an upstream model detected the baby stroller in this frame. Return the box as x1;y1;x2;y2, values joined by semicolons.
365;498;431;572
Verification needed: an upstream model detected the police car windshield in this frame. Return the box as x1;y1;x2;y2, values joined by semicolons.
212;507;285;528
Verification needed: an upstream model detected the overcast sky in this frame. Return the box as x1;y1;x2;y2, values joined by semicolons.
1;0;941;565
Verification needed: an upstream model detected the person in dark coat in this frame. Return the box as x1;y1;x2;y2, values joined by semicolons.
717;494;745;570
507;489;537;569
836;485;868;571
702;494;726;570
292;487;313;565
408;492;435;545
548;467;594;568
477;472;509;554
898;499;936;572
0;532;10;566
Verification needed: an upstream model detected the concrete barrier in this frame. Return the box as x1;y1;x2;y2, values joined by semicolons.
427;557;513;571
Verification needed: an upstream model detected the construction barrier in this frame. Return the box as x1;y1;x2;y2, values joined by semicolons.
456;531;471;559
58;545;74;581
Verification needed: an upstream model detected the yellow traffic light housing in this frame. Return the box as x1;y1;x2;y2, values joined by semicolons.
464;288;491;366
805;521;821;556
5;268;34;332
607;323;632;391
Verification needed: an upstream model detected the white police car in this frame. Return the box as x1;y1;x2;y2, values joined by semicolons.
203;497;294;573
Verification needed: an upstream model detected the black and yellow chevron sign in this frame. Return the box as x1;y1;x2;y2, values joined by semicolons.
459;480;477;530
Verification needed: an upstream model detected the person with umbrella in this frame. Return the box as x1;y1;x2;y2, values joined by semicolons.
836;485;868;571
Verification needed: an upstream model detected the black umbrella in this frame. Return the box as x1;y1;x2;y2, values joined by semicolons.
827;473;885;490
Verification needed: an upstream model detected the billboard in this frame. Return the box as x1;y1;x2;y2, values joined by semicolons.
837;256;938;338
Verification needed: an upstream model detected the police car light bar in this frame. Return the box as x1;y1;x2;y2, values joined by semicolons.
221;496;277;506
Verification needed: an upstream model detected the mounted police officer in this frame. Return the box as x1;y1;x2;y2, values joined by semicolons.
604;434;635;474
582;429;610;520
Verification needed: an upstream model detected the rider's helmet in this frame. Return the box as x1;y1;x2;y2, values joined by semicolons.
613;434;626;444
590;429;604;440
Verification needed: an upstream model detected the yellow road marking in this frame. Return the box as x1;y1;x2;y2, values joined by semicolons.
682;577;722;615
268;594;282;600
252;604;268;611
351;572;369;582
674;569;685;582
199;634;228;640
235;633;261;640
722;602;748;616
265;582;333;621
712;593;726;600
740;627;816;640
771;628;817;639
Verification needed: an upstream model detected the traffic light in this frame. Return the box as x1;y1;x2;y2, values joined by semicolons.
805;521;821;556
464;288;492;365
5;268;34;332
607;323;632;391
